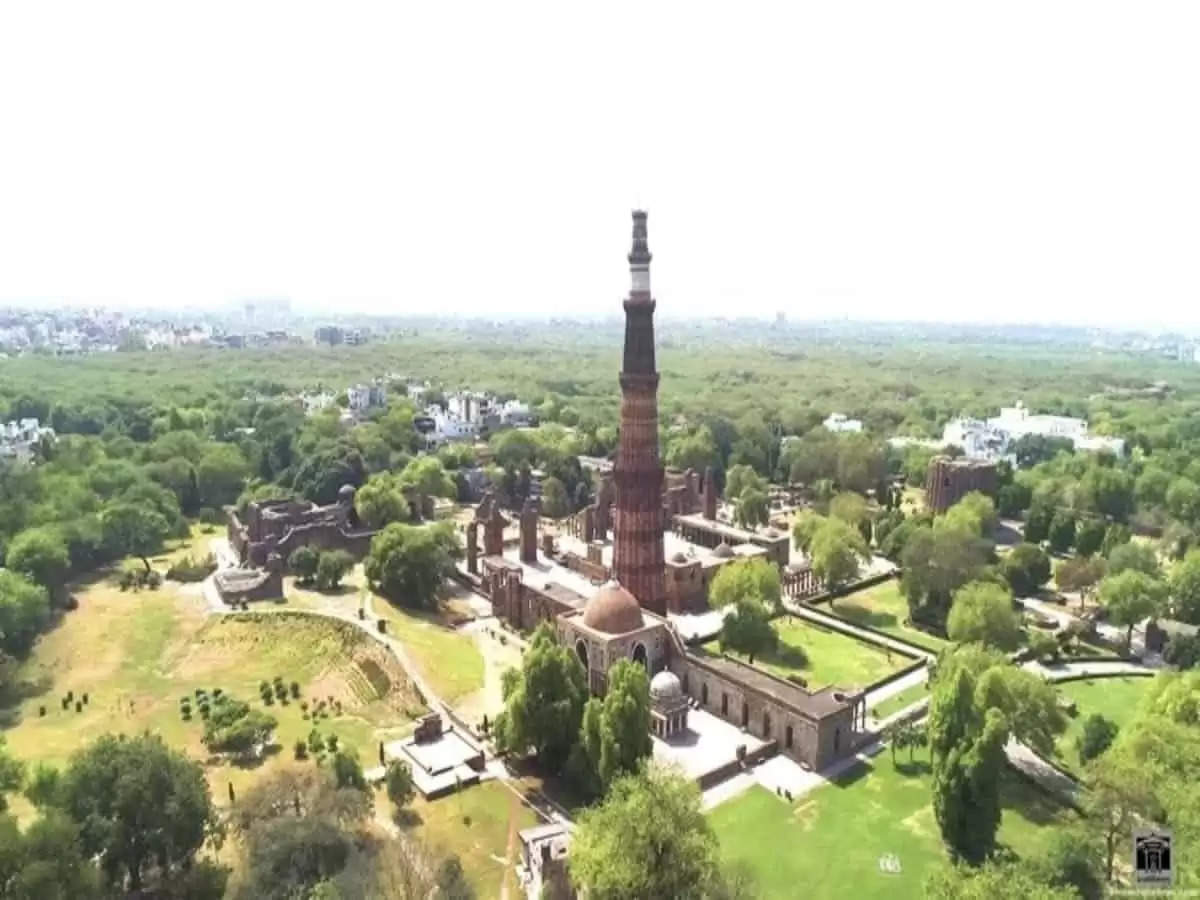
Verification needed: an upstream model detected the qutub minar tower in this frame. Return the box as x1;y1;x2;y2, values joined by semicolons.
612;210;667;615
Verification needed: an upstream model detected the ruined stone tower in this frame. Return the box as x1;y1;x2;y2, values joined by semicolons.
612;210;665;615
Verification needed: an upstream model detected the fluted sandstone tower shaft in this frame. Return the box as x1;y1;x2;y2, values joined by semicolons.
613;210;665;614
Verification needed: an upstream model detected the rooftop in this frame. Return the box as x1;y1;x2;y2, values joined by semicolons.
686;647;856;721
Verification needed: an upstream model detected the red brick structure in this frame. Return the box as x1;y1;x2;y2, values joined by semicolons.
613;210;666;615
924;456;997;513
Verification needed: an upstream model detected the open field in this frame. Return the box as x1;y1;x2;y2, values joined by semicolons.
710;616;911;691
373;594;486;704
1053;675;1155;774
709;753;1076;899
827;580;950;653
400;781;539;899
1;574;425;819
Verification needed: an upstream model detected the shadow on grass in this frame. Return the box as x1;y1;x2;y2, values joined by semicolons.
1001;771;1069;826
834;602;900;631
895;759;932;777
393;808;424;829
831;760;874;789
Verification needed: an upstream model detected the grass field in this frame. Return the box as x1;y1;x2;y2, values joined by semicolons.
1;575;425;819
373;595;486;704
1053;675;1155;774
869;681;930;720
828;581;950;653
711;615;911;691
709;753;1075;899
402;781;539;900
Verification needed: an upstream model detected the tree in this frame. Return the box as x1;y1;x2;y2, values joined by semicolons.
724;464;766;503
1055;555;1106;606
709;557;782;614
732;488;768;529
947;581;1022;650
1085;751;1161;883
925;858;1080;900
1001;542;1051;597
434;856;475;900
0;736;25;811
398;455;456;504
829;491;868;526
665;426;719;474
1107;540;1159;578
1033;826;1104;900
493;623;587;768
1011;434;1074;468
331;751;366;791
0;572;50;658
932;706;1008;863
1073;517;1106;557
947;491;998;536
5;527;70;597
1078;466;1134;522
971;659;1066;757
809;518;868;594
1076;713;1118;764
996;481;1032;518
572;660;652;795
364;522;459;610
791;509;826;553
540;475;569;518
1168;548;1200;624
353;474;410;529
1027;629;1059;663
289;545;319;583
54;733;218;890
1167;476;1200;525
901;524;988;627
0;809;104;900
1023;501;1054;544
718;597;778;665
384;760;414;810
1048;511;1076;554
99;502;170;570
570;767;720;900
315;550;353;591
291;445;366;506
1164;631;1200;669
1098;570;1165;650
196;444;249;507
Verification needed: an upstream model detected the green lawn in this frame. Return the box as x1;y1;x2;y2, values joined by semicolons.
1053;675;1155;775
711;616;911;691
709;753;1075;899
828;581;950;653
2;576;424;820
372;594;485;704
403;781;539;899
868;681;930;720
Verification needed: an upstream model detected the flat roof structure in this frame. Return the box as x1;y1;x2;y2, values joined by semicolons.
687;646;857;721
652;706;768;780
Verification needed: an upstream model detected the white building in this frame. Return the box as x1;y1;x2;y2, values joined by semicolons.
346;380;387;414
823;412;863;433
430;409;479;443
300;391;335;416
941;418;1009;460
936;401;1126;464
499;399;532;427
988;403;1088;442
0;418;55;464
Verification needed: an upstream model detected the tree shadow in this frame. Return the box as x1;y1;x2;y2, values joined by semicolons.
834;602;899;631
894;759;932;777
393;807;423;829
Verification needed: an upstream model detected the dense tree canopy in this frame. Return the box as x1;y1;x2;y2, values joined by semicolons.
364;522;459;610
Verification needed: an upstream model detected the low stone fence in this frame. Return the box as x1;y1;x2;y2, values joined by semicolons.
695;739;779;791
1047;669;1155;687
804;569;899;606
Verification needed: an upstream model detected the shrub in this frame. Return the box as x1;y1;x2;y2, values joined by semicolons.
258;681;270;694
294;740;308;760
307;729;324;754
326;734;339;752
1077;714;1119;763
166;553;218;583
262;693;274;706
290;681;300;699
81;693;88;704
38;705;46;717
66;690;73;702
74;701;82;713
213;688;223;698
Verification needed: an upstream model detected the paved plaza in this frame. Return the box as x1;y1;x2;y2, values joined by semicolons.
652;706;767;780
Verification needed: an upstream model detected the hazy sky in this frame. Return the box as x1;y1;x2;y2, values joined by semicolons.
2;2;1198;326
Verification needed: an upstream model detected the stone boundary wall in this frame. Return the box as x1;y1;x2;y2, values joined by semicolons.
1048;669;1155;687
804;569;899;605
860;658;927;697
695;740;780;791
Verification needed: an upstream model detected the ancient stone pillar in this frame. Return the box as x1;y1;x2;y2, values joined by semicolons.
520;498;539;564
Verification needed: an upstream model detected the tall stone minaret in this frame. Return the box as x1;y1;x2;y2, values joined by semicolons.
613;210;665;615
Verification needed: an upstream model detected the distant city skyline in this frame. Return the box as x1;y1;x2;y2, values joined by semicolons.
1;2;1197;328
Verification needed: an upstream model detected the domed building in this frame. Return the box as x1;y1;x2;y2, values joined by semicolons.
649;670;689;738
559;580;671;695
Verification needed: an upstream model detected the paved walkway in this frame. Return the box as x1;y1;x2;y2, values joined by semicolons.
781;601;936;662
863;665;929;711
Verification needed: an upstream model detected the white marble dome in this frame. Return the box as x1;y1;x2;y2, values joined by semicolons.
650;670;683;702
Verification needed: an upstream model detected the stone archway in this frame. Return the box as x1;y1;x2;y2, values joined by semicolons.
576;640;589;670
631;642;647;668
